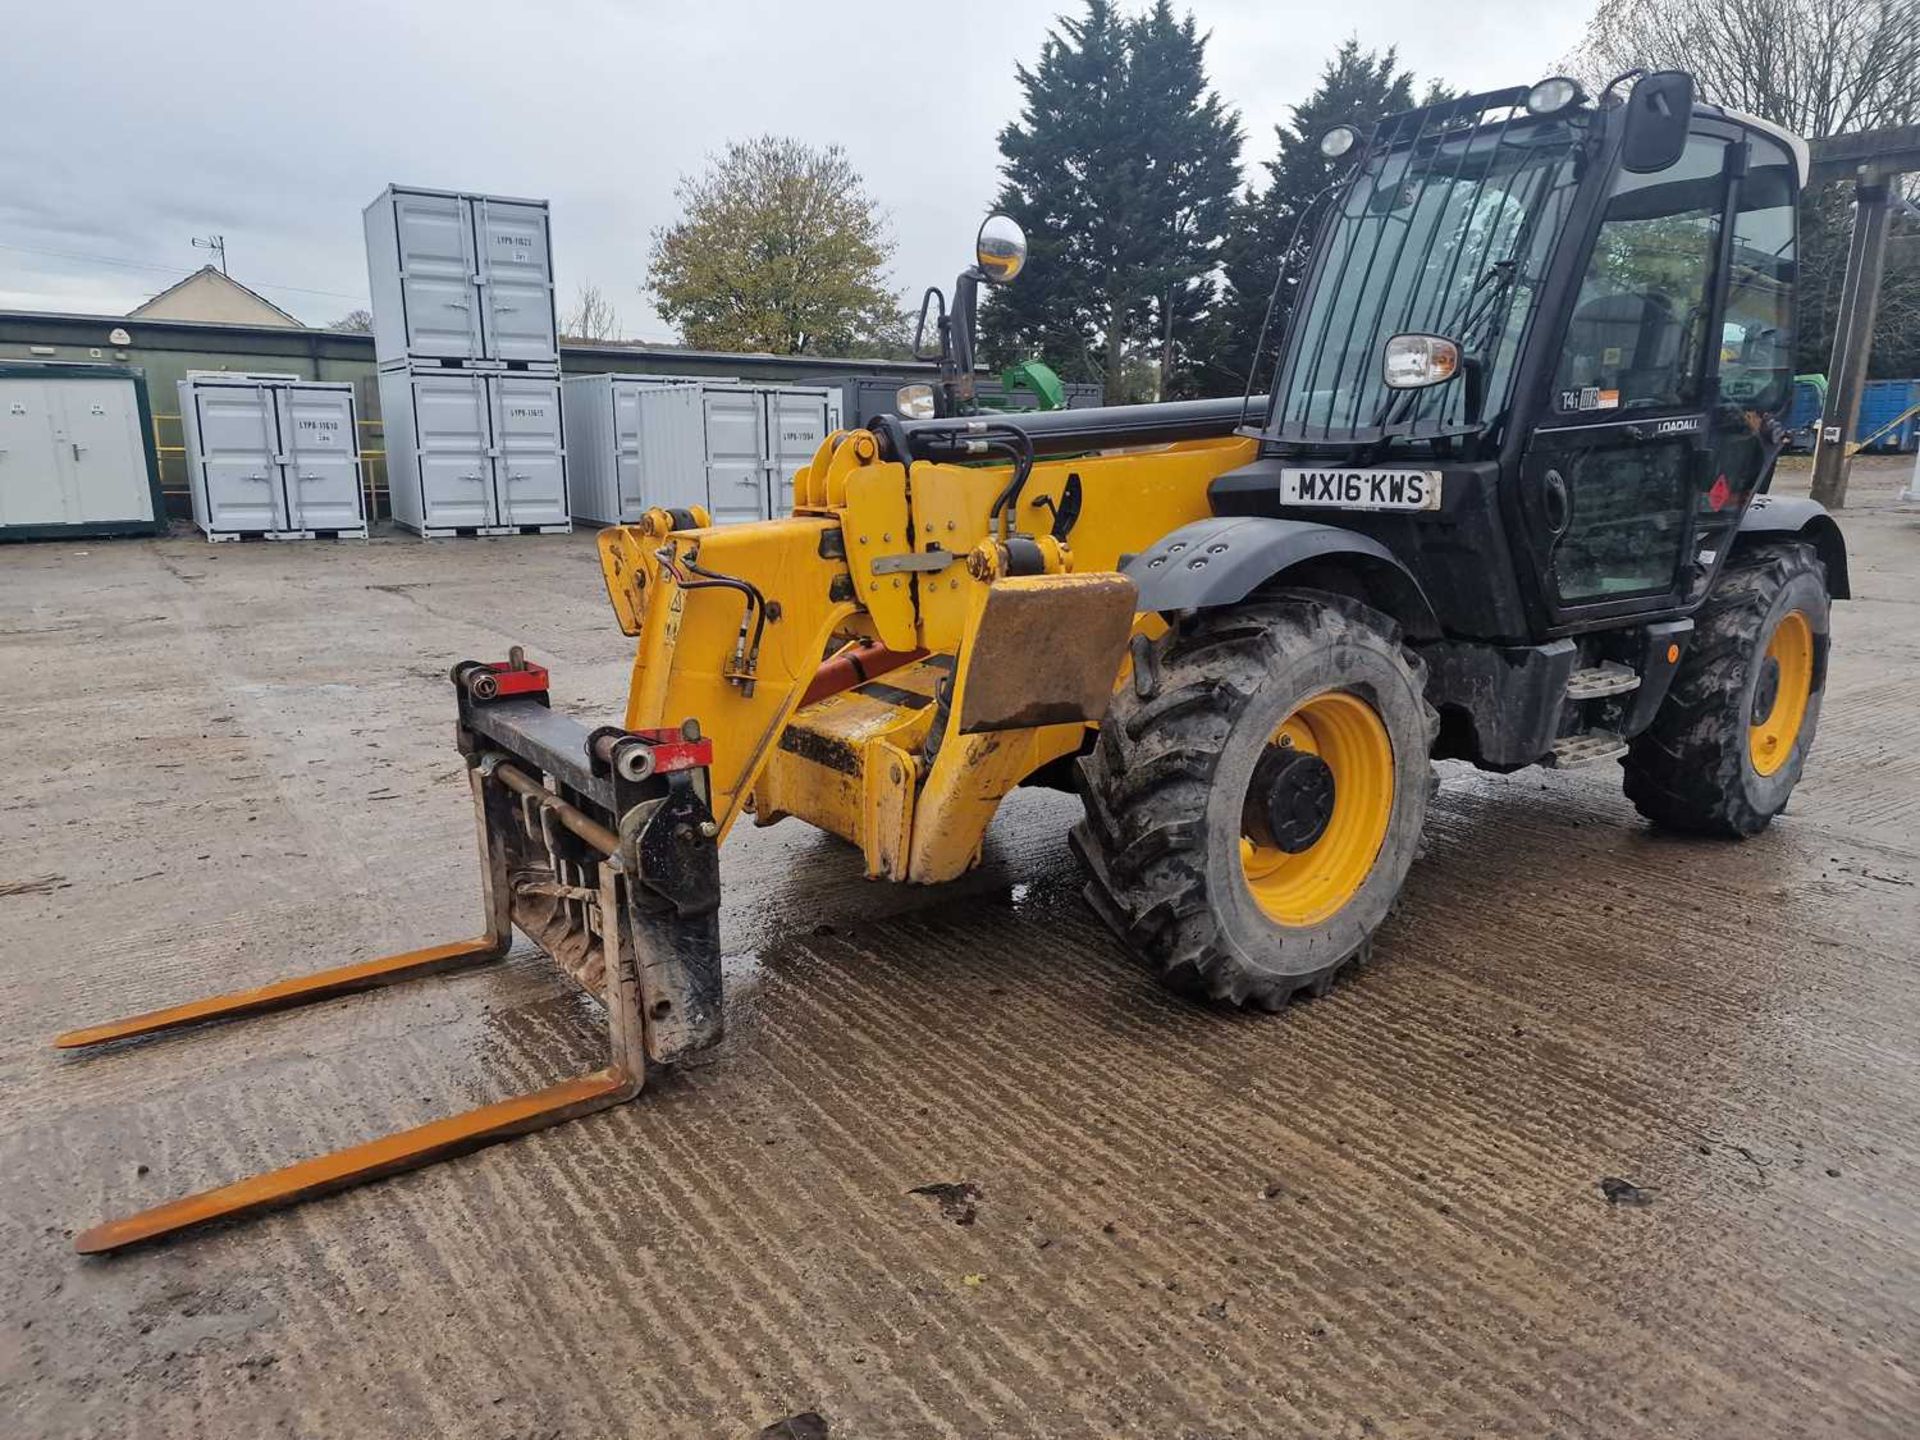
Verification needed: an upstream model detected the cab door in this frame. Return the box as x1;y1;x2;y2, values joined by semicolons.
1517;128;1738;626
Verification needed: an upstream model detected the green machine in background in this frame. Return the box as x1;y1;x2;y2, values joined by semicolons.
996;359;1068;411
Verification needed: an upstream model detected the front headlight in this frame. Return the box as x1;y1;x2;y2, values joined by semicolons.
1525;76;1583;116
1382;333;1461;390
1319;124;1361;160
895;383;936;419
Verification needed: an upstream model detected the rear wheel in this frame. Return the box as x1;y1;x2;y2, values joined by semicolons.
1622;543;1830;836
1072;593;1437;1008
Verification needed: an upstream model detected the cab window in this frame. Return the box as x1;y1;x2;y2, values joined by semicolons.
1718;139;1796;415
1554;133;1728;415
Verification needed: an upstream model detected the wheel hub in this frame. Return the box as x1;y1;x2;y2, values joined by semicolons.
1751;655;1782;725
1243;745;1336;854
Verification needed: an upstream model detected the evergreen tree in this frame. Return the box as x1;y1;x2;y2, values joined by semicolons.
981;1;1241;401
1208;43;1420;397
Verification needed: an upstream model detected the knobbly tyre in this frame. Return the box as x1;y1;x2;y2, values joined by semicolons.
61;71;1845;1251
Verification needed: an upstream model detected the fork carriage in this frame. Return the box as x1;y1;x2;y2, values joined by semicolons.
59;652;724;1254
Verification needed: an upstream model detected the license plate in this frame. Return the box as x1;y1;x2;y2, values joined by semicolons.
1279;467;1442;512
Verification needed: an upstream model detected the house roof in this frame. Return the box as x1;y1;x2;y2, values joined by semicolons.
129;266;304;327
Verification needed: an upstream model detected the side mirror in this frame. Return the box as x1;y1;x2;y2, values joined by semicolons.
1621;70;1694;174
911;286;948;362
975;214;1027;284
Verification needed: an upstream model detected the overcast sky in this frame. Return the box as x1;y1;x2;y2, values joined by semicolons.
1;0;1591;341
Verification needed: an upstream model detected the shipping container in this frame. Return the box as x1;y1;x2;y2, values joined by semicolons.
178;374;366;540
364;186;558;370
378;366;569;536
561;373;703;526
1854;378;1920;452
617;382;841;528
0;362;164;540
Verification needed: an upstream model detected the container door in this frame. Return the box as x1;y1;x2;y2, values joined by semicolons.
393;191;483;360
0;380;65;526
192;383;285;531
412;373;496;528
762;390;833;516
473;199;557;364
703;387;767;526
278;387;362;530
490;375;567;527
50;379;153;524
612;382;648;520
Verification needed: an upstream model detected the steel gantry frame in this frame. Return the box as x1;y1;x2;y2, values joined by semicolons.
1807;124;1920;508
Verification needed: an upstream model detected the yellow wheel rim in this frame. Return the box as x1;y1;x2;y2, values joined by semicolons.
1239;690;1395;927
1749;609;1814;777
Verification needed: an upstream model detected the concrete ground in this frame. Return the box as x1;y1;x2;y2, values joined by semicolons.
1;459;1915;1439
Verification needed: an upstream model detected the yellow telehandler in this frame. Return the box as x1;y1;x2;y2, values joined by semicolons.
61;70;1848;1252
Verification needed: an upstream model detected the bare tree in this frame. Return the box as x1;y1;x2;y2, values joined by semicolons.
561;283;622;343
1570;0;1920;376
1568;0;1920;137
328;308;373;333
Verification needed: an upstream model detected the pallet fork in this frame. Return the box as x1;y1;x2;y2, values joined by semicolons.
56;651;724;1255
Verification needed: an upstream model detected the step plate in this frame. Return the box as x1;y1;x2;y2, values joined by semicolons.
1548;732;1629;769
1565;665;1641;701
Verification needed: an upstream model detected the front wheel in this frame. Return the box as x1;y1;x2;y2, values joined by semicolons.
1622;542;1831;836
1072;593;1438;1009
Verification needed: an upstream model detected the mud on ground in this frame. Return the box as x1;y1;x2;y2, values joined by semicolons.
1;461;1915;1438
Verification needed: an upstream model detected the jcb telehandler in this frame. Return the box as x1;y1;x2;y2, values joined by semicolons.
61;70;1846;1252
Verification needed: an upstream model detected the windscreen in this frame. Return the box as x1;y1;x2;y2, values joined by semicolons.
1270;107;1585;445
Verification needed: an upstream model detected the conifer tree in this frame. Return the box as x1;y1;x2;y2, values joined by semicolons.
982;1;1241;401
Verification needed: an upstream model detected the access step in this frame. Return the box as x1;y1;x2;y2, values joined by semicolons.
1565;664;1641;701
1547;731;1629;769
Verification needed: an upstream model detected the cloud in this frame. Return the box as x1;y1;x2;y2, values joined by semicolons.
1;0;1590;336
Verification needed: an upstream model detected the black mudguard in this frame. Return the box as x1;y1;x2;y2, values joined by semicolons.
1123;515;1439;637
1737;495;1850;599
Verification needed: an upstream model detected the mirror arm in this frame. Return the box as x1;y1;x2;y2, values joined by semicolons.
1463;356;1488;425
941;267;984;417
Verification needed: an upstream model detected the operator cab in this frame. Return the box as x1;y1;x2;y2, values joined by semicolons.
1214;71;1809;644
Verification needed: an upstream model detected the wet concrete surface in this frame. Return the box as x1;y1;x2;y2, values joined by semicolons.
1;460;1916;1438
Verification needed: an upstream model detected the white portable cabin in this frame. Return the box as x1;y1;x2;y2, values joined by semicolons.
0;362;164;540
566;377;841;527
377;365;570;537
177;373;367;540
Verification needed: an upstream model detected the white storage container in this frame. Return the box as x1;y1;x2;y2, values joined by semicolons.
0;363;163;540
577;380;840;528
178;374;367;540
378;366;570;536
561;373;712;526
364;186;558;369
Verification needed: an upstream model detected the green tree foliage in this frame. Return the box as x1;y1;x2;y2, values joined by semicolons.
1568;0;1920;377
1208;43;1421;398
646;136;902;355
980;1;1242;401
